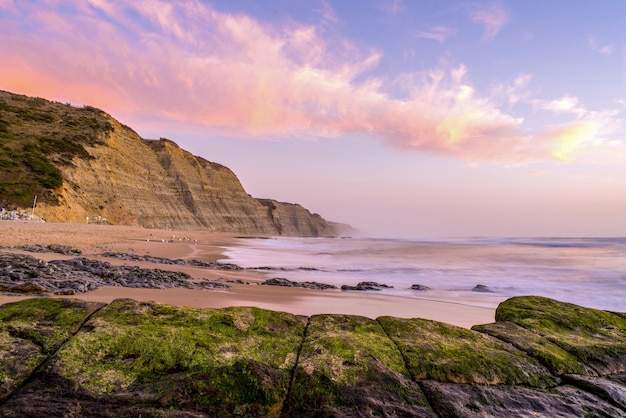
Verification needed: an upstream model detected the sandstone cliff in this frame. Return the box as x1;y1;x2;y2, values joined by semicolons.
0;90;345;236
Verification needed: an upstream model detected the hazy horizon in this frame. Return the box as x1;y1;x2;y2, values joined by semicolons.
1;1;625;237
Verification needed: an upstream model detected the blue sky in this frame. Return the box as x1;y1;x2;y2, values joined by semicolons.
1;0;625;236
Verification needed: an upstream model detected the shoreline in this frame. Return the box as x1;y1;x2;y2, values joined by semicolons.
0;221;495;328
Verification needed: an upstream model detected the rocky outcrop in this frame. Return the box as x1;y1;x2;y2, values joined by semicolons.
0;296;624;416
0;90;347;236
0;252;229;294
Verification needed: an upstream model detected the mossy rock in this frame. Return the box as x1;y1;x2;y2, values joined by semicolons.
44;299;306;416
285;314;436;417
495;296;626;375
473;321;597;376
0;298;103;402
378;316;558;388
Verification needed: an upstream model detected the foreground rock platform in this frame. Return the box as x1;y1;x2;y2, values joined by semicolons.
0;296;624;417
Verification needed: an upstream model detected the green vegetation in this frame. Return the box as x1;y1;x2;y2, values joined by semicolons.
377;316;559;388
54;299;306;415
0;296;624;415
493;296;626;375
0;298;103;401
285;314;433;417
0;90;113;208
472;321;597;376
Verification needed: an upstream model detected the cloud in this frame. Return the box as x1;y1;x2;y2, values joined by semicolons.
0;0;622;165
317;0;338;24
468;2;509;41
415;26;456;42
588;35;614;56
376;0;403;16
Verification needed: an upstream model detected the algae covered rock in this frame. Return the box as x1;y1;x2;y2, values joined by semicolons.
285;314;436;417
0;295;624;416
494;296;626;375
0;298;103;402
377;316;558;388
472;321;597;376
1;299;306;417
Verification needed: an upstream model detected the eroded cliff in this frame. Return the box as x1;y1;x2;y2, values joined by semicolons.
0;90;345;236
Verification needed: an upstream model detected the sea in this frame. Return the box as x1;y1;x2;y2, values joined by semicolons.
220;236;626;312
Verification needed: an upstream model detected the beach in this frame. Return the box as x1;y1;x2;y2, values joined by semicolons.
0;221;495;328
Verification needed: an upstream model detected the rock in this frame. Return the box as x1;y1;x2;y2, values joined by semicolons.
341;281;394;291
472;284;494;292
419;380;624;417
0;251;230;294
472;321;597;376
0;296;625;416
10;244;82;255
285;314;436;417
0;300;307;417
562;374;626;410
493;296;626;375
0;298;104;403
102;251;243;270
377;316;558;388
261;277;337;290
411;284;431;291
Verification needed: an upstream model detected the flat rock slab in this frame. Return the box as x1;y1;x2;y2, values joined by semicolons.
473;321;597;376
285;314;436;417
0;296;625;416
562;374;626;411
0;299;306;417
377;316;558;388
420;380;625;417
0;298;103;402
493;296;626;375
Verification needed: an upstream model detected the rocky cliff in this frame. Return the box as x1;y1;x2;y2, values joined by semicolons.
0;296;624;417
0;90;345;236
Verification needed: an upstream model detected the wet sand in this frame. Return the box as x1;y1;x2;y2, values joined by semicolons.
0;221;495;328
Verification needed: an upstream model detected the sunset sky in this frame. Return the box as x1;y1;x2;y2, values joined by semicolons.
1;0;625;237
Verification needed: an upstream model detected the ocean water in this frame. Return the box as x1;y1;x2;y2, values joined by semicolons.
220;237;626;311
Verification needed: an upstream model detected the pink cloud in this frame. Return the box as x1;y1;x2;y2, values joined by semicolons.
415;26;456;42
468;2;509;41
0;0;621;164
587;35;615;56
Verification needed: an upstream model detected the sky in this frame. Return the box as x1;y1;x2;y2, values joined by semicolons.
1;0;625;237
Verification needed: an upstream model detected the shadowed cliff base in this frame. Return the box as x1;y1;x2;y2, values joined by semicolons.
0;296;624;417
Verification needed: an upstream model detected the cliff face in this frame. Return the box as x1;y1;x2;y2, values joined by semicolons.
0;90;344;236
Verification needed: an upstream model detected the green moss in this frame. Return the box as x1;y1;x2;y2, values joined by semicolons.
285;314;433;417
54;300;305;415
0;298;102;402
472;321;596;376
494;296;626;375
0;298;102;353
377;316;558;388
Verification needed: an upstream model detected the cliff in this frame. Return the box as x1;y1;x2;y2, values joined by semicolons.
0;296;623;416
0;90;345;236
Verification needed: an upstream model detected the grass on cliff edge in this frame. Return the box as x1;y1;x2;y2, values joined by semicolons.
53;299;307;414
0;90;113;208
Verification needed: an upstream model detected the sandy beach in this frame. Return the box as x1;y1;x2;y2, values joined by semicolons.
0;221;495;328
